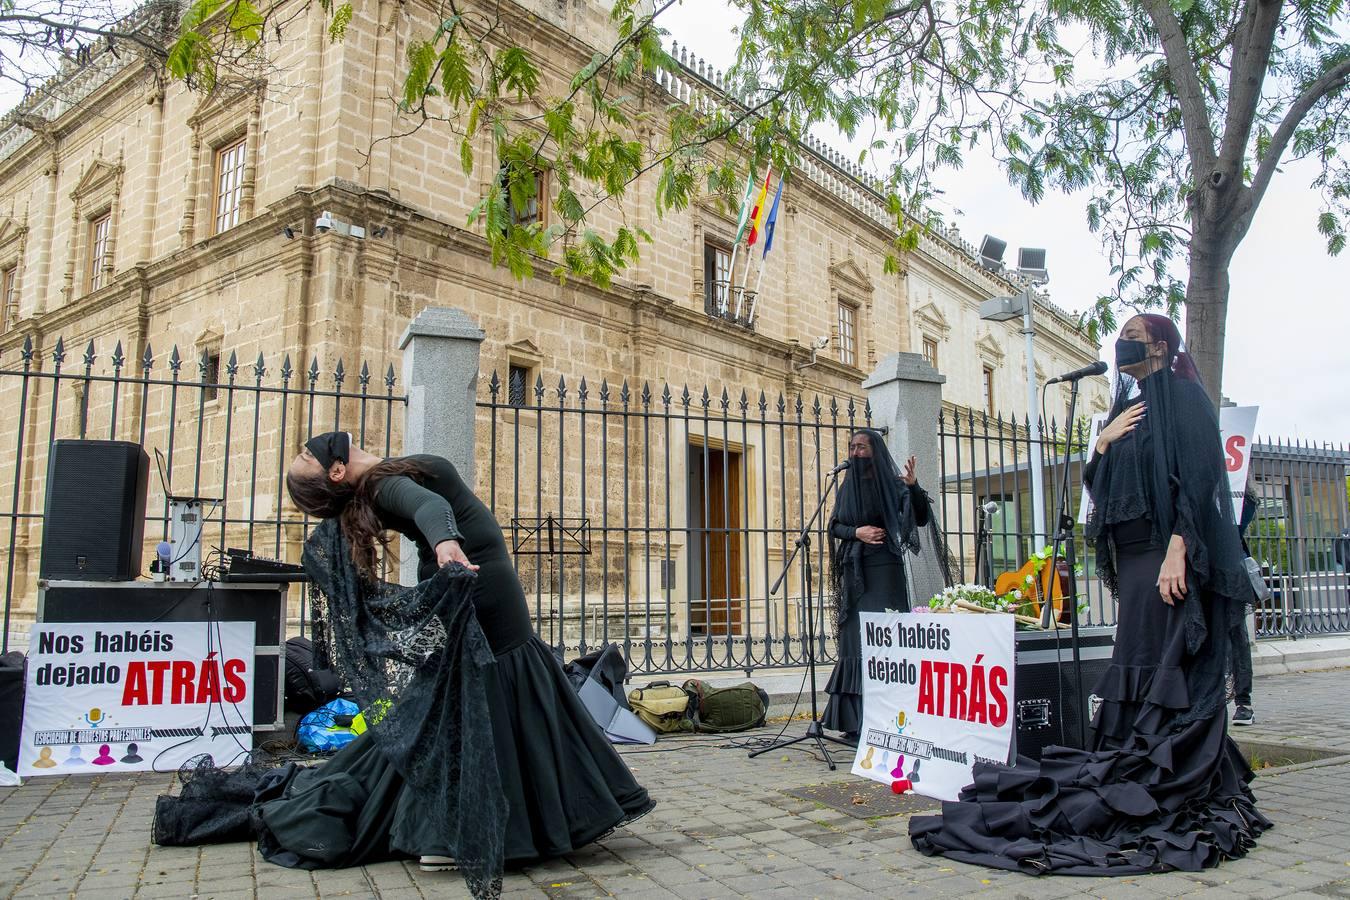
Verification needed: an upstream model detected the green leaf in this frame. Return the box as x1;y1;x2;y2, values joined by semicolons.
328;3;353;42
460;137;474;176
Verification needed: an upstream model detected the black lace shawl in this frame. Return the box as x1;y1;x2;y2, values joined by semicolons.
827;429;928;627
1084;367;1253;726
304;519;508;899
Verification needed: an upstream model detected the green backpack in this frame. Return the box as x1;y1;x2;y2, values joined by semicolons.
682;679;770;733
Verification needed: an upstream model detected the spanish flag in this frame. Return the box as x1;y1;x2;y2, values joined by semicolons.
746;169;773;247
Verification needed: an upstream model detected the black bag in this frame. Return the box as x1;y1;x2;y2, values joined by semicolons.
283;637;341;715
564;643;630;710
0;651;24;771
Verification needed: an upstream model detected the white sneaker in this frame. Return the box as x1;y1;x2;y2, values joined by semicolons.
419;855;458;872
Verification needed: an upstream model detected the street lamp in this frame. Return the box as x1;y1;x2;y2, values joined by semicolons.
979;249;1051;548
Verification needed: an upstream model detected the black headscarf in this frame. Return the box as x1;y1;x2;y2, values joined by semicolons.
1085;322;1252;727
304;519;508;899
827;428;925;625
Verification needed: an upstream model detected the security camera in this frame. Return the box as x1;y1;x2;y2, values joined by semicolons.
813;335;830;350
315;211;334;233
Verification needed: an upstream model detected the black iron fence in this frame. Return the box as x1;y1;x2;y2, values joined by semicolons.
0;334;406;651
936;406;1350;640
477;371;870;675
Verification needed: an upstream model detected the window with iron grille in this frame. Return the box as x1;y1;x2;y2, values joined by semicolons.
837;300;858;366
704;239;731;314
508;364;531;407
983;365;996;415
214;138;247;234
202;350;221;403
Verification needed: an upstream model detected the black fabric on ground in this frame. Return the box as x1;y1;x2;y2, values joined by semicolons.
908;520;1271;874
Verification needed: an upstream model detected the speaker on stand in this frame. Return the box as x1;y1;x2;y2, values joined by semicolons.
40;439;149;581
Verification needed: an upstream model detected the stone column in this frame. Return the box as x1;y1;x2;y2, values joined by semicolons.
398;307;485;584
862;351;944;491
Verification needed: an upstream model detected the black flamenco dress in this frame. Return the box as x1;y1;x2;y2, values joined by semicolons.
909;375;1270;874
155;456;652;896
822;446;931;736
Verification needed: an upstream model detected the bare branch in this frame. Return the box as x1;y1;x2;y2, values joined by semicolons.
1250;56;1350;208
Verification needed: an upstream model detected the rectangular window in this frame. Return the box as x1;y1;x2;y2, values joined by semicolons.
704;240;731;314
213;138;247;234
922;336;938;370
1;265;14;331
508;364;530;407
88;214;111;292
983;365;996;416
202;349;221;403
837;301;857;367
499;166;546;228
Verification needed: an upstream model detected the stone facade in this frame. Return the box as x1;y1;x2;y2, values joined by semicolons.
0;0;1109;639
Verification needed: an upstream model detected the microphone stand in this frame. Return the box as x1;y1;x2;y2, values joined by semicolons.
1048;376;1088;748
749;464;854;769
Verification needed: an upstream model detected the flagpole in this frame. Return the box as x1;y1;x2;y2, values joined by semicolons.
723;172;756;316
746;258;767;326
722;247;739;316
734;253;754;321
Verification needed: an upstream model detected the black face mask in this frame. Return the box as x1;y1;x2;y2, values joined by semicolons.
1115;338;1150;369
306;431;351;470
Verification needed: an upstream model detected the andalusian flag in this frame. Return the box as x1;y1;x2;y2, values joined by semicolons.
733;171;757;244
746;169;773;246
760;175;785;259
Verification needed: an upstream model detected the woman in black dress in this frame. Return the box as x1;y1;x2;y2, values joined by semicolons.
154;436;653;899
823;428;930;739
909;314;1270;874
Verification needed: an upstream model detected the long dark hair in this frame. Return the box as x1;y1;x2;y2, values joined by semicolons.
287;456;430;581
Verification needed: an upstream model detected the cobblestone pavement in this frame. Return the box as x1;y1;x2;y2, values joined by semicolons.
3;668;1349;900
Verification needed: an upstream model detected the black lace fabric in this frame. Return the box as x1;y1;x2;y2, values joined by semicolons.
1085;367;1254;727
302;518;508;899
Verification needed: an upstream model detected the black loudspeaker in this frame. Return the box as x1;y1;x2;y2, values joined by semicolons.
40;439;149;581
1013;625;1116;761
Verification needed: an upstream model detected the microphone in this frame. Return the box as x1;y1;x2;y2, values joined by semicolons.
981;500;999;517
829;460;851;474
1044;360;1108;385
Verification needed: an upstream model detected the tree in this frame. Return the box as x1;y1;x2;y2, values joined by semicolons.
53;0;1350;409
724;0;1349;405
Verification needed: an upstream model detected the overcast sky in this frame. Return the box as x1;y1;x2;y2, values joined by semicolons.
659;4;1349;446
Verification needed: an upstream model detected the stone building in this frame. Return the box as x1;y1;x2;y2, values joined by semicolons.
0;0;1109;651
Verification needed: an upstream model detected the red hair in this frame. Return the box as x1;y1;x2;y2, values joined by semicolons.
1134;313;1199;381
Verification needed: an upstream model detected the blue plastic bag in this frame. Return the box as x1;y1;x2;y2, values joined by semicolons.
297;698;363;753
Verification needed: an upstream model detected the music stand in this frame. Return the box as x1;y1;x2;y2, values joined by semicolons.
749;466;854;770
512;516;591;648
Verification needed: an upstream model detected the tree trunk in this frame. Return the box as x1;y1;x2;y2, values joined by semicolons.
1183;229;1236;410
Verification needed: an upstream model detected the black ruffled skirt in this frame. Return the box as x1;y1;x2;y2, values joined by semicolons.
251;635;654;868
908;527;1270;874
823;552;908;735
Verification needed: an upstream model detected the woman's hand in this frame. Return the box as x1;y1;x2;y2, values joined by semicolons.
856;526;886;545
435;539;480;572
901;455;918;486
1096;404;1145;455
1157;535;1187;606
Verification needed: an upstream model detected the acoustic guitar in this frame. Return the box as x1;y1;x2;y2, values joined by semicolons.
994;555;1072;623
